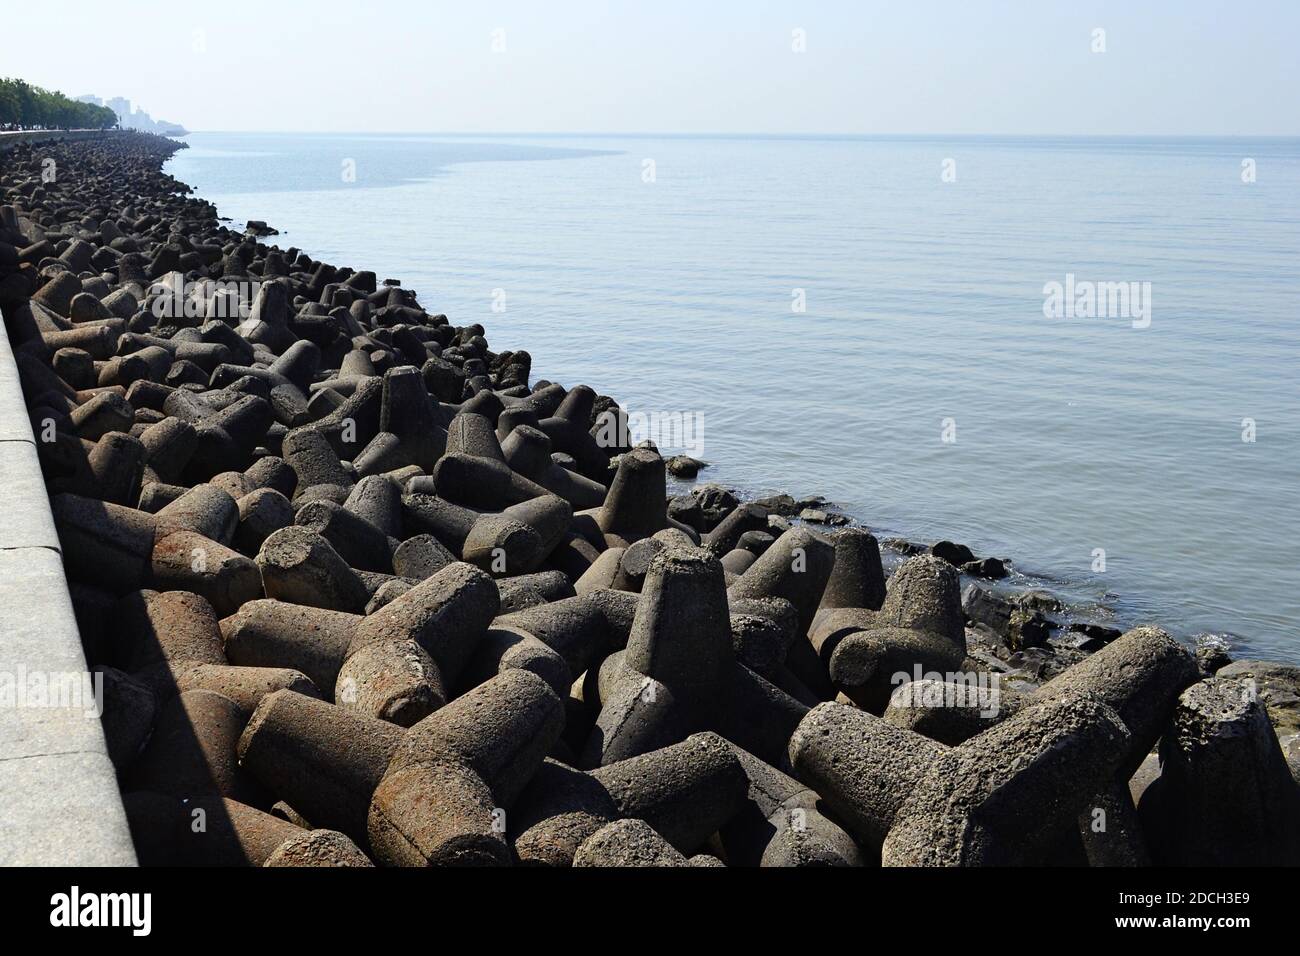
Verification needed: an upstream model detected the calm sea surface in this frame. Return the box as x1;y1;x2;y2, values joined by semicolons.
166;133;1300;662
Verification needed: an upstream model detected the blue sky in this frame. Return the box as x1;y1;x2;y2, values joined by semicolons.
6;0;1297;134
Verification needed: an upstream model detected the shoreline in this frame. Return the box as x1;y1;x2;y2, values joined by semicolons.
161;131;1276;666
2;131;1297;866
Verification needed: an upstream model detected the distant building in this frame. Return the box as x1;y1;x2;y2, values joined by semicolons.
104;96;129;117
83;94;187;136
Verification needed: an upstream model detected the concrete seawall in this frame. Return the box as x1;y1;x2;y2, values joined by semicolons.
0;147;137;864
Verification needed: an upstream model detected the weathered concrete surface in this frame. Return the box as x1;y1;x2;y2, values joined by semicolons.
0;319;136;865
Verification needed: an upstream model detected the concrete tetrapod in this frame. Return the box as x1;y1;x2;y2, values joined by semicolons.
727;527;837;701
815;554;971;712
51;492;262;617
1139;677;1300;865
510;732;749;865
1032;624;1198;779
103;586;320;772
582;546;809;772
717;742;864;867
368;669;565;865
789;692;1130;865
573;819;693;867
223;561;498;726
880;693;1130;865
240;671;564;865
882;677;1027;746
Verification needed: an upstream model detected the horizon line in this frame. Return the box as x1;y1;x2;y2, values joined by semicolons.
180;130;1300;139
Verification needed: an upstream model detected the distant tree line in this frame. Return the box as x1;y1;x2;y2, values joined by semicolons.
0;78;118;131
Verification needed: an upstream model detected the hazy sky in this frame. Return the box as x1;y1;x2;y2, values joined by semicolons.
6;0;1297;135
